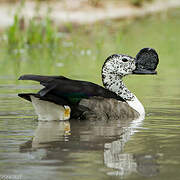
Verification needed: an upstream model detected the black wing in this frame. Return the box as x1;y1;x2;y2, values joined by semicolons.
18;74;124;104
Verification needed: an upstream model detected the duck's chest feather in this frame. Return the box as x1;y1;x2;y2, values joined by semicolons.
126;95;145;117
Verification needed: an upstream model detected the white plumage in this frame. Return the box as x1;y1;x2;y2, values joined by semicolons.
30;96;71;121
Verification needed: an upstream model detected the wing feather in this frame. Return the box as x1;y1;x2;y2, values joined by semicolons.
18;74;125;102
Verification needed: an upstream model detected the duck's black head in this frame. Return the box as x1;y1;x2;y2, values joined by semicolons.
133;48;159;75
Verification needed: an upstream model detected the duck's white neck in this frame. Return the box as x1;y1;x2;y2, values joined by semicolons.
102;72;145;115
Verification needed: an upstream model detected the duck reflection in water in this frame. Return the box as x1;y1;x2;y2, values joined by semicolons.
20;116;159;178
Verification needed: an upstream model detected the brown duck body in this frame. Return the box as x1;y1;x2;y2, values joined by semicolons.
79;97;139;120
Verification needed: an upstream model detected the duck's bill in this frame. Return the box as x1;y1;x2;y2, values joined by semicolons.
132;69;157;75
133;47;159;75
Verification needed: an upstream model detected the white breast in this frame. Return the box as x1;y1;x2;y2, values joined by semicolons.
126;95;145;116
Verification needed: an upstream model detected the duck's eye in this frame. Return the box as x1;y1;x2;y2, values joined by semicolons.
122;58;128;62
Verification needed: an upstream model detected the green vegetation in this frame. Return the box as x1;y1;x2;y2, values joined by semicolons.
6;13;60;49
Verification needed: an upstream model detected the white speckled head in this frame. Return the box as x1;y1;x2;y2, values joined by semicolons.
101;54;136;101
102;54;136;78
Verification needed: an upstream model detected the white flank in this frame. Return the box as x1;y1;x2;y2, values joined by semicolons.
30;96;71;121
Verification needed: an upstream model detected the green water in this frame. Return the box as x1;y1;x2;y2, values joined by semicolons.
0;8;180;180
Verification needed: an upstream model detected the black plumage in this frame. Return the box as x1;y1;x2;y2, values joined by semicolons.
18;75;124;102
